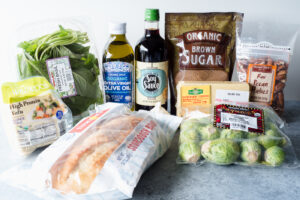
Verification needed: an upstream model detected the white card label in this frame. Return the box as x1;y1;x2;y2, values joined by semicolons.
215;90;249;104
220;112;257;132
46;56;77;98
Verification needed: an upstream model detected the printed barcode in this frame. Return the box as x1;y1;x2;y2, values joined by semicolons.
66;73;73;82
231;123;247;131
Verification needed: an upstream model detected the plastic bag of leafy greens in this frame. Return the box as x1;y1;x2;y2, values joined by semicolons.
14;17;105;123
177;102;299;168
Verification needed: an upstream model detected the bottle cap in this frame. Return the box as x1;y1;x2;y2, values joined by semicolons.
109;22;126;34
145;9;159;21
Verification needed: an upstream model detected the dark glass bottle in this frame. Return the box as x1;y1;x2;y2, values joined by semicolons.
135;9;168;111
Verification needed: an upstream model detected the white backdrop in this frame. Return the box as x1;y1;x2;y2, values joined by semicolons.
0;0;299;100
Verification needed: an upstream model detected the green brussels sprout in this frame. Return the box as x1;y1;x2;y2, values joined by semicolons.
179;142;201;163
180;119;200;131
264;146;285;166
201;139;240;165
279;137;288;147
265;123;280;134
198;124;220;140
247;132;259;139
258;129;282;149
179;129;199;143
220;129;244;140
240;140;261;164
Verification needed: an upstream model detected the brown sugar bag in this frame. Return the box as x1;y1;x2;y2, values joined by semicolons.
165;12;244;114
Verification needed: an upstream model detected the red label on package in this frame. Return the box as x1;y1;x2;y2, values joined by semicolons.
69;109;109;133
214;104;264;134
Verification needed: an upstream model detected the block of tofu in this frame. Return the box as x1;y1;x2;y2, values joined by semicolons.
176;81;250;116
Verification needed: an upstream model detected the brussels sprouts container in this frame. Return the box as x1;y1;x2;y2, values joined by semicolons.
177;103;299;168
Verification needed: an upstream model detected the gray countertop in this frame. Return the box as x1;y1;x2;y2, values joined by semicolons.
1;101;300;200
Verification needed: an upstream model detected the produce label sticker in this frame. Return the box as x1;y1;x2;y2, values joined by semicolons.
247;64;277;104
46;56;77;98
181;85;211;107
214;104;264;134
215;89;249;104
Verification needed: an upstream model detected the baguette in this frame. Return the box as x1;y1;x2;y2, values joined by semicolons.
49;115;143;194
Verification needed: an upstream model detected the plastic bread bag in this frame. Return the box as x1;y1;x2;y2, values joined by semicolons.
176;102;299;168
0;76;73;156
234;21;299;115
14;17;105;123
0;103;181;199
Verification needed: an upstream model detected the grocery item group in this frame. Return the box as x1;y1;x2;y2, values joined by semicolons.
0;8;299;199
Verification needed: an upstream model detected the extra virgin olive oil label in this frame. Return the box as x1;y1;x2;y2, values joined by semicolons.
136;61;168;106
103;61;133;107
46;56;77;98
214;104;264;134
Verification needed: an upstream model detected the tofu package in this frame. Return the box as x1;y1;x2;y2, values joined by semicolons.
1;76;73;156
0;103;181;199
176;81;250;116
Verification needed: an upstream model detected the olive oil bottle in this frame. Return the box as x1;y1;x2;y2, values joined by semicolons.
102;22;134;110
135;9;168;111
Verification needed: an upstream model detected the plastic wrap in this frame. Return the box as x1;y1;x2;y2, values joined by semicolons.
235;22;298;114
14;17;105;123
177;102;298;168
0;103;181;199
1;76;73;156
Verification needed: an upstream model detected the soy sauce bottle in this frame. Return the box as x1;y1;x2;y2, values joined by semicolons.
135;9;168;111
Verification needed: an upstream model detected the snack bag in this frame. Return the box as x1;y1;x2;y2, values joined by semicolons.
0;103;181;199
235;22;298;114
177;103;298;168
15;18;105;122
1;76;73;156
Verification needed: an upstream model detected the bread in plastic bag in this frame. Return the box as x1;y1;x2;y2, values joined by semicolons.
1;76;73;156
0;103;181;199
14;17;105;123
177;102;299;168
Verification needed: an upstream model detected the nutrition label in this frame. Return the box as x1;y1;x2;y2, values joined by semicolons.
18;121;58;147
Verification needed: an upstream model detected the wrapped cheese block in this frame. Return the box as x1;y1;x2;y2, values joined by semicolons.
176;81;250;116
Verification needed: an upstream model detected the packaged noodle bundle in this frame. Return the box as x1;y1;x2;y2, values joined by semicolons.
1;103;181;199
1;76;73;156
177;103;298;167
15;18;105;122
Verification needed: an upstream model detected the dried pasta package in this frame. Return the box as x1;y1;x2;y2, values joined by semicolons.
0;103;181;199
1;76;73;156
177;102;299;168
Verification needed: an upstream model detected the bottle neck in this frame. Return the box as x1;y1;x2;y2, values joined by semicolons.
110;34;127;41
144;21;160;37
